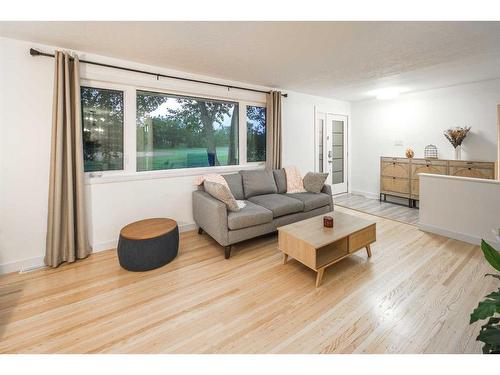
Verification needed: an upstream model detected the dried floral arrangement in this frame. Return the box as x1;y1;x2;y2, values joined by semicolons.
444;126;471;148
405;148;414;158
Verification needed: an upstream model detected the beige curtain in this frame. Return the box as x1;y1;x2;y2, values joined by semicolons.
266;90;282;170
45;51;90;267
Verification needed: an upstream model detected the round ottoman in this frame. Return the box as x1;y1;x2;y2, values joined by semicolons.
117;218;179;272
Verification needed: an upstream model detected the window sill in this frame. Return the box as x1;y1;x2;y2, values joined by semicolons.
84;163;266;185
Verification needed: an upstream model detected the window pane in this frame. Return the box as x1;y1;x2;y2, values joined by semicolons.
246;106;266;162
136;91;239;171
81;87;124;172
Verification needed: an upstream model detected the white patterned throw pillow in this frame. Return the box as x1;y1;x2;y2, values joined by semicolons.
284;166;306;193
193;173;230;189
203;181;244;212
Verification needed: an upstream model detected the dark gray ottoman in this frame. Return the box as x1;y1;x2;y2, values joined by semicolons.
117;218;179;272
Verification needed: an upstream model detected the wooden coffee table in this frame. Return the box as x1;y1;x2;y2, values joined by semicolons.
278;211;376;287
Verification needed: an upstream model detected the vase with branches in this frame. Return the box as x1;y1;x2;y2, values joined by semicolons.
444;126;471;160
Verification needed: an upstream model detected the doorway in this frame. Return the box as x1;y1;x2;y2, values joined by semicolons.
315;109;348;195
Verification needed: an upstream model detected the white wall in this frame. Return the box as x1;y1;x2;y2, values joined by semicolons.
0;37;350;272
419;174;500;247
282;91;351;175
0;38;54;272
351;80;500;197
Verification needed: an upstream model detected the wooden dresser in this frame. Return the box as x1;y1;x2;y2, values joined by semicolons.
380;157;495;207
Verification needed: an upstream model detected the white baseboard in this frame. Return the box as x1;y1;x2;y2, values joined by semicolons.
179;222;197;233
418;223;481;245
349;190;380;200
0;222;200;275
92;240;118;252
0;256;46;275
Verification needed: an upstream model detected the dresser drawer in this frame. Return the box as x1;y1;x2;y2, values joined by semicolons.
381;157;409;164
381;176;410;195
381;162;410;178
411;163;447;179
449;167;494;179
412;159;447;166
448;161;494;169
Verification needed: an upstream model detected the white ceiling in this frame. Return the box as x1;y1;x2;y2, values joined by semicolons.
2;21;500;101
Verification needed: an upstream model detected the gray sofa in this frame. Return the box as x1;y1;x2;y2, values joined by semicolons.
193;169;333;259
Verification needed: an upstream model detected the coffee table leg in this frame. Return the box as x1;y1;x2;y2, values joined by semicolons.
283;253;288;264
316;268;325;287
366;244;372;258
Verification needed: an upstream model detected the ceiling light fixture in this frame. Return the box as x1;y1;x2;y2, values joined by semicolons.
370;87;406;100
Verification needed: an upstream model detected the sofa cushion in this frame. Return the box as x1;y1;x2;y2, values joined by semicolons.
240;170;277;198
303;172;329;193
223;173;244;200
273;169;287;194
227;201;273;230
248;194;304;218
286;192;332;212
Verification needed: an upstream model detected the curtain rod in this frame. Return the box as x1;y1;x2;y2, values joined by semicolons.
30;48;287;98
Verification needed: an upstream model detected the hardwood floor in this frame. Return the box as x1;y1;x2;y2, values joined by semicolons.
335;194;419;225
0;207;493;354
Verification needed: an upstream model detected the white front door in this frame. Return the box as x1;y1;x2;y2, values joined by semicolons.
315;110;348;195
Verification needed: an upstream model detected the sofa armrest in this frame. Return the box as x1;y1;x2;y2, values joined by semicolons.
321;184;334;211
192;190;229;246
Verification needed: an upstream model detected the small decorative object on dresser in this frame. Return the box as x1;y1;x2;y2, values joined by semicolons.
444;126;471;160
424;144;438;159
405;148;415;158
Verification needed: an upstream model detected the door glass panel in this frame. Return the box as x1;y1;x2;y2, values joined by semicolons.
332;145;343;159
317;119;324;172
332;159;343;172
332;171;344;184
332;134;343;146
331;120;344;184
333;120;343;133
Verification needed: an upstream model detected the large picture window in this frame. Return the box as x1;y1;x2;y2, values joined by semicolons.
136;90;239;171
246;105;266;162
81;82;266;179
81;87;124;172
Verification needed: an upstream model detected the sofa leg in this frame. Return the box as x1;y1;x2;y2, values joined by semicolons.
198;227;203;235
224;245;232;259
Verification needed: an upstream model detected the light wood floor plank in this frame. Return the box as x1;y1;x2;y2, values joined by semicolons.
0;207;493;353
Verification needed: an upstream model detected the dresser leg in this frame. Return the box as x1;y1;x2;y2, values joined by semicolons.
283;253;288;265
316;268;325;287
366;244;372;258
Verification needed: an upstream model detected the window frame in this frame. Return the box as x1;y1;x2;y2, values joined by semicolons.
81;79;267;184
